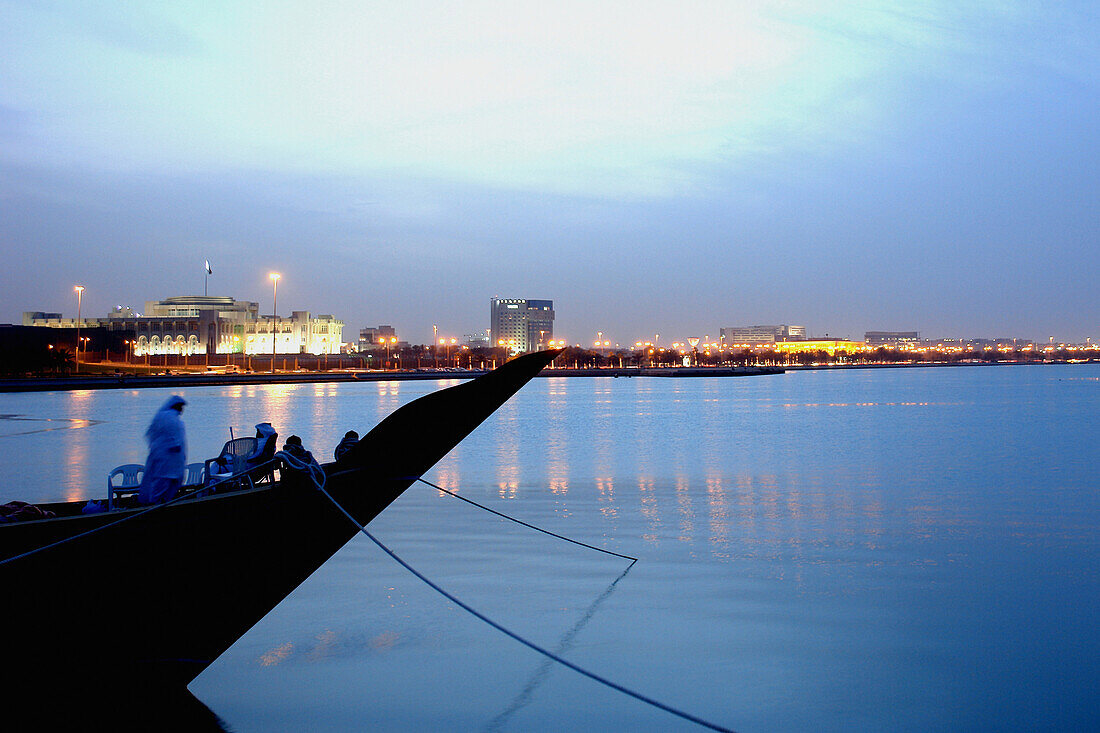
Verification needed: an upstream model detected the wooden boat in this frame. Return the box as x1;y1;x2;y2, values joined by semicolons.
1;349;559;726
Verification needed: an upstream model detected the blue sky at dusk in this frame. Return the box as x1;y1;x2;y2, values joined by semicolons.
2;1;1098;344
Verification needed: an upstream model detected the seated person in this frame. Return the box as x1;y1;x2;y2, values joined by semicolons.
248;422;279;482
334;430;359;461
251;423;278;461
281;435;316;467
208;423;277;476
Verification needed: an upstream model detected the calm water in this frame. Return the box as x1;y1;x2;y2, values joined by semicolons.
2;365;1098;731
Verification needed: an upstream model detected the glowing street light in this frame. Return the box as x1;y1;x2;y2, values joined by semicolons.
74;285;84;372
382;335;398;369
269;273;280;373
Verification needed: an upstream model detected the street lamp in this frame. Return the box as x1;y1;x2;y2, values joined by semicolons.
384;336;398;370
269;273;280;373
74;285;84;372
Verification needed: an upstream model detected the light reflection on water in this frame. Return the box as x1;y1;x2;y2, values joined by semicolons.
2;365;1099;730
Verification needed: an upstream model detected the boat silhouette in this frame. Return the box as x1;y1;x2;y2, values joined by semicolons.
1;349;559;727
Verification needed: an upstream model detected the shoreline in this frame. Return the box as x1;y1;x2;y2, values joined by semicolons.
0;365;783;392
0;359;1087;393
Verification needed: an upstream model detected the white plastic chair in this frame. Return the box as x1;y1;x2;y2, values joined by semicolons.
107;464;144;510
204;437;258;492
183;462;205;487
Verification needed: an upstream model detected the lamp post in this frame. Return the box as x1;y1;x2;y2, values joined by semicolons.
269;273;280;373
74;285;84;372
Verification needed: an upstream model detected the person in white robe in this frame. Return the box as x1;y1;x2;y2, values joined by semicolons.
139;395;187;504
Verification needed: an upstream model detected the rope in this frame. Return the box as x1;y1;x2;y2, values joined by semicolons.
485;562;634;731
313;482;735;733
273;450;326;488
418;477;637;564
0;457;282;566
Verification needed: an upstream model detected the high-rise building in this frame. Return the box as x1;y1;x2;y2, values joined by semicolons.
720;324;806;345
490;298;554;353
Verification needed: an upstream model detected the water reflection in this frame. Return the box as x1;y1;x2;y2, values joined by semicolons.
61;391;97;501
483;562;635;732
494;396;521;496
0;414;102;438
637;476;660;544
434;461;461;493
595;478;617;522
674;475;694;543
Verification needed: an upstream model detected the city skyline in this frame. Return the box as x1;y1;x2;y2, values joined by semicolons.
17;284;1086;349
2;4;1099;342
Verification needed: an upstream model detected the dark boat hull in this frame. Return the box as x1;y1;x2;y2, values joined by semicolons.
1;349;559;705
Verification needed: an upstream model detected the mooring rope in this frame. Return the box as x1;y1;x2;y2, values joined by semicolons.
484;562;635;731
0;457;281;566
312;480;735;733
417;477;638;565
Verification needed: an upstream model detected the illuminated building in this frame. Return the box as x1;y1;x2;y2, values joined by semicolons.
773;339;865;355
24;295;343;355
358;325;398;351
464;331;491;348
490;298;554;353
720;324;806;345
865;331;920;345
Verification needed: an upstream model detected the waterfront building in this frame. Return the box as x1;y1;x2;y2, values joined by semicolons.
24;295;343;355
773;339;865;356
720;324;806;345
865;331;920;346
490;298;554;353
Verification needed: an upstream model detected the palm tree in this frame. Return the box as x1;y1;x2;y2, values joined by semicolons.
50;347;75;374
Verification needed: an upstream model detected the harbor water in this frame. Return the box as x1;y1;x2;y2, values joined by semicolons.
2;364;1098;731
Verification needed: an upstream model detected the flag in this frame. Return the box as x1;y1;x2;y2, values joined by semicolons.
205;260;212;274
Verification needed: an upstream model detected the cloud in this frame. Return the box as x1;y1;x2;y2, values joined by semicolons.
1;1;957;196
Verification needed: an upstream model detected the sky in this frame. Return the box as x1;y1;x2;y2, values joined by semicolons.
2;1;1098;345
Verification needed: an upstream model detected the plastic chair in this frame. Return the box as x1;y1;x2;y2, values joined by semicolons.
204;437;258;491
183;462;206;487
108;464;145;510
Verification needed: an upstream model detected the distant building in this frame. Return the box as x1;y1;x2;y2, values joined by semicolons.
464;331;491;348
24;295;343;355
774;339;865;355
490;298;554;353
358;325;398;351
865;331;920;346
720;324;806;345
